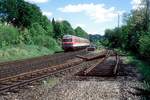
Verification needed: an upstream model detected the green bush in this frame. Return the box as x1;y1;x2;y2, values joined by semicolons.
33;35;61;51
19;28;33;44
127;56;150;82
0;45;54;62
139;33;150;58
0;24;20;47
75;26;88;38
29;23;47;37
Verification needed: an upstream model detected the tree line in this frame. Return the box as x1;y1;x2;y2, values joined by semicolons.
104;0;150;60
0;0;88;50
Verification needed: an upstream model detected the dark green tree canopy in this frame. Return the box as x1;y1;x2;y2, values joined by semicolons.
75;26;88;38
61;20;75;35
52;19;76;39
0;0;43;28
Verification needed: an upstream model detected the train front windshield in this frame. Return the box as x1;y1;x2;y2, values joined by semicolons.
63;39;72;42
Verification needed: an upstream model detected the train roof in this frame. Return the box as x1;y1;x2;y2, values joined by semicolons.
63;35;74;38
63;35;87;39
63;35;90;42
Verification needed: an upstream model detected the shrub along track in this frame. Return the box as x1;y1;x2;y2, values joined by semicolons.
0;49;110;94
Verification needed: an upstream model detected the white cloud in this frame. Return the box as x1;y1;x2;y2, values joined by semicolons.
58;3;124;23
131;0;143;9
42;11;52;17
25;0;48;3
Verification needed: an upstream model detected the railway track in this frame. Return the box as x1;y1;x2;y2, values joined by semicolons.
0;50;91;94
0;49;119;94
0;58;83;94
0;50;87;79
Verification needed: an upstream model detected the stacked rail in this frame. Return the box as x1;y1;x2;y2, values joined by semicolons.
77;50;120;76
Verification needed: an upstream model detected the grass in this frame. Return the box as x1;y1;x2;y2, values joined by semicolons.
42;78;60;86
0;45;62;62
125;55;150;100
126;56;150;83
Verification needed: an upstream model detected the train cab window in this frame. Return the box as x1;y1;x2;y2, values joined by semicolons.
63;39;72;42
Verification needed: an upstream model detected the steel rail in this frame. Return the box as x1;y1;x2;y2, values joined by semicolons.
113;54;120;75
0;50;87;79
0;58;83;94
83;50;110;75
0;59;82;83
83;50;120;76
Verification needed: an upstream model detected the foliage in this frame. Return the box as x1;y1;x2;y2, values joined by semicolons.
89;34;104;47
89;34;102;42
104;27;128;49
53;20;64;39
0;24;20;47
126;55;150;82
33;35;61;51
0;0;88;62
0;45;55;62
139;33;150;58
39;16;54;36
104;0;150;58
61;20;75;35
75;27;88;38
52;18;76;39
0;0;53;36
0;0;41;27
29;23;47;37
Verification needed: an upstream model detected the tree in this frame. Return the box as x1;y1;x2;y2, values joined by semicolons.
75;26;88;38
139;33;150;58
0;23;20;47
142;0;150;31
52;18;56;36
53;21;64;39
61;20;75;35
53;20;76;39
0;0;18;24
39;16;53;36
0;0;43;28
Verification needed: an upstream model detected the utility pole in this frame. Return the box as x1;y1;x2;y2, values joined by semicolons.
145;0;150;31
118;14;120;28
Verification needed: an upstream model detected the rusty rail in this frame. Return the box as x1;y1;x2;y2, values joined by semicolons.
0;50;87;79
83;50;120;76
0;58;83;94
113;54;120;75
76;50;107;61
84;50;110;75
76;54;106;61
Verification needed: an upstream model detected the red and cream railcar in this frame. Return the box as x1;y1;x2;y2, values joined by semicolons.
62;35;90;51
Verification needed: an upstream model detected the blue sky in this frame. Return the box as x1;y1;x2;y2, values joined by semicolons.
25;0;141;35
